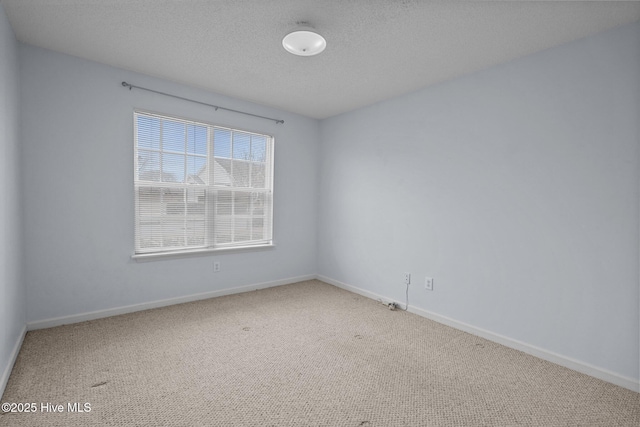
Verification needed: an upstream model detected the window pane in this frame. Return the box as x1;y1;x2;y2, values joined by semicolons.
216;190;232;215
213;158;232;186
214;128;231;158
186;156;207;184
234;192;250;215
215;217;232;244
186;188;205;215
162;120;185;152
138;221;162;249
251;163;266;188
232;160;250;187
137;150;161;181
252;192;266;216
163;188;185;215
137;187;163;217
162;153;185;183
251;135;267;162
234;217;251;242
137;115;160;149
162;218;185;247
252;218;264;240
186;220;205;246
232;132;251;160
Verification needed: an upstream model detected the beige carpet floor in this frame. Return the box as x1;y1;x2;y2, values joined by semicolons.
1;280;638;426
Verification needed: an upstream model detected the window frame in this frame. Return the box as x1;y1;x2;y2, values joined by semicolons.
131;109;275;261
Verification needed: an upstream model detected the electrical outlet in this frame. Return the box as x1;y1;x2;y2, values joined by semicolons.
404;272;411;285
213;261;221;273
425;277;433;291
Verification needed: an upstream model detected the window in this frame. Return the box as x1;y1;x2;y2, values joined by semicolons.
133;111;274;256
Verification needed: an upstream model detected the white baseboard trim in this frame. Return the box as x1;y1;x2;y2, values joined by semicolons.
27;274;316;331
1;325;27;398
318;275;640;393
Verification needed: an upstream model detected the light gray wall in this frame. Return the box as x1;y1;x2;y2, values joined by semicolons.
0;3;25;394
318;23;640;381
20;44;319;323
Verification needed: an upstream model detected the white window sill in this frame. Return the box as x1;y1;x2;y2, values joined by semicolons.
132;243;275;262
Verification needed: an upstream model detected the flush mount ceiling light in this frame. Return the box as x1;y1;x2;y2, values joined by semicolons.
282;23;326;57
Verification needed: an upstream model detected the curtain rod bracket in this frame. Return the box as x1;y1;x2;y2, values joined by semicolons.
121;81;283;124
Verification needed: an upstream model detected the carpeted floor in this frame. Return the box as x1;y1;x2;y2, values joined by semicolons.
1;280;639;426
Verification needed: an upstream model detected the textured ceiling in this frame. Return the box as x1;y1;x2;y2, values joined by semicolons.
3;0;640;119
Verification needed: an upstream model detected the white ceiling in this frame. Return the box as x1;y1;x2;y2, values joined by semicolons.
3;0;640;119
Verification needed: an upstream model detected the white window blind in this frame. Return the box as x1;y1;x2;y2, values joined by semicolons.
134;111;274;255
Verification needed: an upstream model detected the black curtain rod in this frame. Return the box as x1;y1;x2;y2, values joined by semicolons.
121;82;284;125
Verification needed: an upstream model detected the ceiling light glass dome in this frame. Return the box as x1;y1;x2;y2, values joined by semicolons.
282;25;326;56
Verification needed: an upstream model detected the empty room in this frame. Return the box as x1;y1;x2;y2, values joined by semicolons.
1;1;639;426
